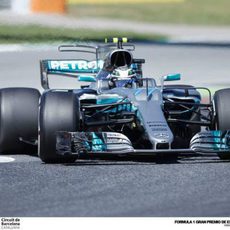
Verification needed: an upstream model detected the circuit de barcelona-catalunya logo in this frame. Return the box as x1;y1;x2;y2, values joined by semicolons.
1;218;20;229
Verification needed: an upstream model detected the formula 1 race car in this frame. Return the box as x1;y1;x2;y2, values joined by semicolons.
1;38;230;163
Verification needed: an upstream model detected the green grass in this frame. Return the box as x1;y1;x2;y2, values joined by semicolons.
1;0;228;44
0;24;166;43
68;0;230;25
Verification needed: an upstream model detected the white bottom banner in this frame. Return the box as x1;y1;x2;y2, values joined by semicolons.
1;217;230;230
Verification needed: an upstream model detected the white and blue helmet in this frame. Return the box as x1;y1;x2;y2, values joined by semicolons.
108;66;136;88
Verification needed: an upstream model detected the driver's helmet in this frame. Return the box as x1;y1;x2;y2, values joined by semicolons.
107;66;136;88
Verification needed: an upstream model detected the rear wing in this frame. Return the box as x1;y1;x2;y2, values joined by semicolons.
40;59;104;89
40;44;103;89
40;58;145;90
40;40;143;89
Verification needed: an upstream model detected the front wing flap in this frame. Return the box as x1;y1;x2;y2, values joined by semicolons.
56;131;134;156
56;131;230;158
190;130;230;153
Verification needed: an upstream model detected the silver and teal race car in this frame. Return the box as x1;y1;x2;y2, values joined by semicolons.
0;38;230;163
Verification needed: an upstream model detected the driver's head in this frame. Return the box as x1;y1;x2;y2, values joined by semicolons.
107;66;137;88
111;66;136;78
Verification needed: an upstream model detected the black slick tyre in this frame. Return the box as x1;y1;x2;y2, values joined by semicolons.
39;90;79;163
213;88;230;130
213;88;230;159
0;88;40;154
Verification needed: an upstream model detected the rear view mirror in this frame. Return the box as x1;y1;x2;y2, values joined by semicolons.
78;75;96;82
160;73;181;92
163;73;181;81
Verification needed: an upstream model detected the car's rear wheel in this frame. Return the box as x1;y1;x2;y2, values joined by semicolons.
213;88;230;159
0;88;40;154
39;90;80;163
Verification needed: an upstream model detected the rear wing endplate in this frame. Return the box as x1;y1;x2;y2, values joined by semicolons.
40;59;104;89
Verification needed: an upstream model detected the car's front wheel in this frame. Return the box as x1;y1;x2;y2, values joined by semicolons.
213;88;230;159
39;90;80;163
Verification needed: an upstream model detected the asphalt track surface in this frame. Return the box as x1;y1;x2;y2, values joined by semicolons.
1;44;230;217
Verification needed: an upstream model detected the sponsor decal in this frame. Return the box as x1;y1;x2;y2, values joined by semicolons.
48;60;104;72
147;121;168;132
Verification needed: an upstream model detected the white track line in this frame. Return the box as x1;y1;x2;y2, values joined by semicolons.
0;156;15;163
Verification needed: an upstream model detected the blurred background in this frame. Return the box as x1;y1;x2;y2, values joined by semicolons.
0;0;229;43
0;0;230;89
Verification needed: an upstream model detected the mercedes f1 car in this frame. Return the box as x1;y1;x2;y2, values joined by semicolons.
1;38;230;163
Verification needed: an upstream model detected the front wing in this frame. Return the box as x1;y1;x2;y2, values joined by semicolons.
56;131;230;159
